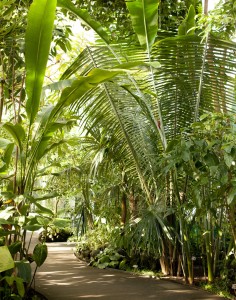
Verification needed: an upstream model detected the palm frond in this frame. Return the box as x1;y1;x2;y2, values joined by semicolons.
60;33;236;201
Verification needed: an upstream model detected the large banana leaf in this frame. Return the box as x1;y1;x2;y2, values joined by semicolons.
25;0;57;125
2;123;25;150
24;65;144;192
126;0;160;51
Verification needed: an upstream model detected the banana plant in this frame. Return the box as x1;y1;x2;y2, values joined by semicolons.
0;0;156;259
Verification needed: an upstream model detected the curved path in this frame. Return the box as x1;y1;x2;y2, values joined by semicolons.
29;239;228;300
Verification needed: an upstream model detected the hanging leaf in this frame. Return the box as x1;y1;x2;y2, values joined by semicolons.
224;152;233;168
3;123;25;150
0;138;13;149
14;277;25;297
34;203;54;216
23;224;42;231
42;79;75;96
0;143;14;173
57;69;121;109
8;241;22;256
15;260;32;283
25;0;57;124
227;186;236;205
178;5;196;36
33;243;48;267
28;192;58;202
0;246;14;272
126;0;160;50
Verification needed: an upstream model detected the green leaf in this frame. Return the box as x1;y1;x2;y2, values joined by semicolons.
36;139;68;160
126;0;159;50
42;79;75;96
57;69;120;108
3;123;25;150
0;143;14;173
166;139;179;152
14;276;25;297
0;0;15;10
23;224;42;231
0;230;16;237
224;153;233;168
35;203;54;216
0;218;15;225
2;275;14;286
2;143;14;165
99;255;110;264
97;262;109;269
109;261;119;268
57;0;109;44
52;218;70;228
15;260;32;283
0;138;13;149
204;152;219;167
33;243;48;267
0;246;15;272
29;192;58;202
8;241;22;256
178;5;195;36
25;0;57;124
110;254;122;261
227;186;236;205
36;216;51;227
182;150;190;162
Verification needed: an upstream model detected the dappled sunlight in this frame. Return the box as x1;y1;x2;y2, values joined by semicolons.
34;242;226;300
79;296;105;298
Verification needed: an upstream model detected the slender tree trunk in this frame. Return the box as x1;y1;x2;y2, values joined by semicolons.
0;51;5;123
204;215;214;282
227;202;236;250
203;0;208;15
160;240;170;275
0;79;4;123
121;192;127;225
129;188;138;219
213;207;223;275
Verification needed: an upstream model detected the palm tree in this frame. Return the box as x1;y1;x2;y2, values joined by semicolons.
57;0;236;283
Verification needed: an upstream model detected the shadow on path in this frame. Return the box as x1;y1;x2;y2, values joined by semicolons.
33;241;227;300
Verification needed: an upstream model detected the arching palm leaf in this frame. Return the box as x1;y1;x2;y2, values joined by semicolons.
61;34;236;202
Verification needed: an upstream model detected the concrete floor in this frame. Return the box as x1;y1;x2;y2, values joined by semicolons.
26;236;228;300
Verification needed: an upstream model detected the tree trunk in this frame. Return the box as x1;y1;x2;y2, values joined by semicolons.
203;0;208;15
228;202;236;250
204;217;214;283
121;192;127;225
129;189;138;219
160;255;170;275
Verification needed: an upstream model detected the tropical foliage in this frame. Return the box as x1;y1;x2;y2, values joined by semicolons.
0;0;236;298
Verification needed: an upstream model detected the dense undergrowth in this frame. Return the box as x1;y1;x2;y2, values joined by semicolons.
72;223;236;300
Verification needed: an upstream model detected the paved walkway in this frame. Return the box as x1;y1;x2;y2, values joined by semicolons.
28;238;228;300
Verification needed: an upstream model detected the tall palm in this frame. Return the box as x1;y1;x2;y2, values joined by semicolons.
58;0;236;280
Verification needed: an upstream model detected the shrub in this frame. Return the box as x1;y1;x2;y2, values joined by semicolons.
39;227;73;242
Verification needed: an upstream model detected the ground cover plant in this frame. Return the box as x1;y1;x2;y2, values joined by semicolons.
1;0;236;299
